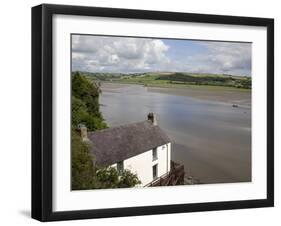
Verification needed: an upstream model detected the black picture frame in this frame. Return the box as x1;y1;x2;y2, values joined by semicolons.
32;3;274;222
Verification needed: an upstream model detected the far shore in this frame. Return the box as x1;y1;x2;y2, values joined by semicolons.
101;82;251;107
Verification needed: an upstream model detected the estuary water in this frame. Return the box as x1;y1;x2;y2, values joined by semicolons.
100;83;251;184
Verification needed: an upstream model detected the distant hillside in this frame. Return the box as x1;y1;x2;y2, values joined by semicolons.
155;72;251;89
75;71;251;89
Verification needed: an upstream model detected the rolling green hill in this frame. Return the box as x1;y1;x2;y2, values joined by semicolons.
76;71;251;90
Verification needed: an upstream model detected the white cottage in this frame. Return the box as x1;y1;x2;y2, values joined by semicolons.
81;113;172;186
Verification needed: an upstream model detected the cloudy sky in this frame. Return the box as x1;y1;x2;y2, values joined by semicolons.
72;35;252;76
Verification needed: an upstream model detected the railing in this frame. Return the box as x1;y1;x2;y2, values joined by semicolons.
145;161;185;187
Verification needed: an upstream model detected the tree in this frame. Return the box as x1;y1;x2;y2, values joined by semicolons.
71;72;107;130
71;129;95;190
72;71;100;116
71;72;141;190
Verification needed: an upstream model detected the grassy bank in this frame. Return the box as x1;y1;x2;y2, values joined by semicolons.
110;79;251;92
83;71;251;92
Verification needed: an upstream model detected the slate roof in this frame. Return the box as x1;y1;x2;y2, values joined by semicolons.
88;121;171;166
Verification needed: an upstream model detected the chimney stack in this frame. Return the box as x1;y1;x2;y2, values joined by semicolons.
78;123;88;141
147;112;157;126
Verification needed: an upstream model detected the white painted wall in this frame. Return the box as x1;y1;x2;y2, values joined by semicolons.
112;143;171;186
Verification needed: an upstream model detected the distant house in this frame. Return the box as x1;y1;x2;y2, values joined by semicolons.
78;113;172;186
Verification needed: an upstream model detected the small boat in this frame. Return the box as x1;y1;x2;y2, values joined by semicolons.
232;104;238;108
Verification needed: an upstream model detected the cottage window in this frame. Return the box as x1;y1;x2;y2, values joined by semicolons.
153;164;158;180
117;161;124;175
152;148;157;161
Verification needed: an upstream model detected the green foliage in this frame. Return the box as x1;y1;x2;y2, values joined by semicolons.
72;72;107;130
95;167;120;189
84;71;251;89
94;167;141;189
117;169;142;188
71;72;141;190
71;130;95;190
235;77;251;89
71;137;142;190
155;72;251;89
72;96;107;131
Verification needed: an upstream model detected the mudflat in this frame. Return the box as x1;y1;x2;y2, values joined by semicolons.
102;82;251;107
147;86;251;107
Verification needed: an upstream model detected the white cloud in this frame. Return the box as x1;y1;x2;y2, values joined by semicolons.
72;35;251;76
72;35;170;73
191;42;252;75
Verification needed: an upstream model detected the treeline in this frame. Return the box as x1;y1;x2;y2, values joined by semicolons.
71;72;141;190
81;71;146;81
156;73;251;89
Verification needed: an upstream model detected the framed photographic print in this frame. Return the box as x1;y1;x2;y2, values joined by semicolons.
31;4;274;221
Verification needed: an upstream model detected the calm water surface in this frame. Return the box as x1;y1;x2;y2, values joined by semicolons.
100;83;251;184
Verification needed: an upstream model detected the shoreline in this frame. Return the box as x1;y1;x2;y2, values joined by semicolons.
101;82;252;107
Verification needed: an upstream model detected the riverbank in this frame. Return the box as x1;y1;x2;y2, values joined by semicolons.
102;82;251;107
